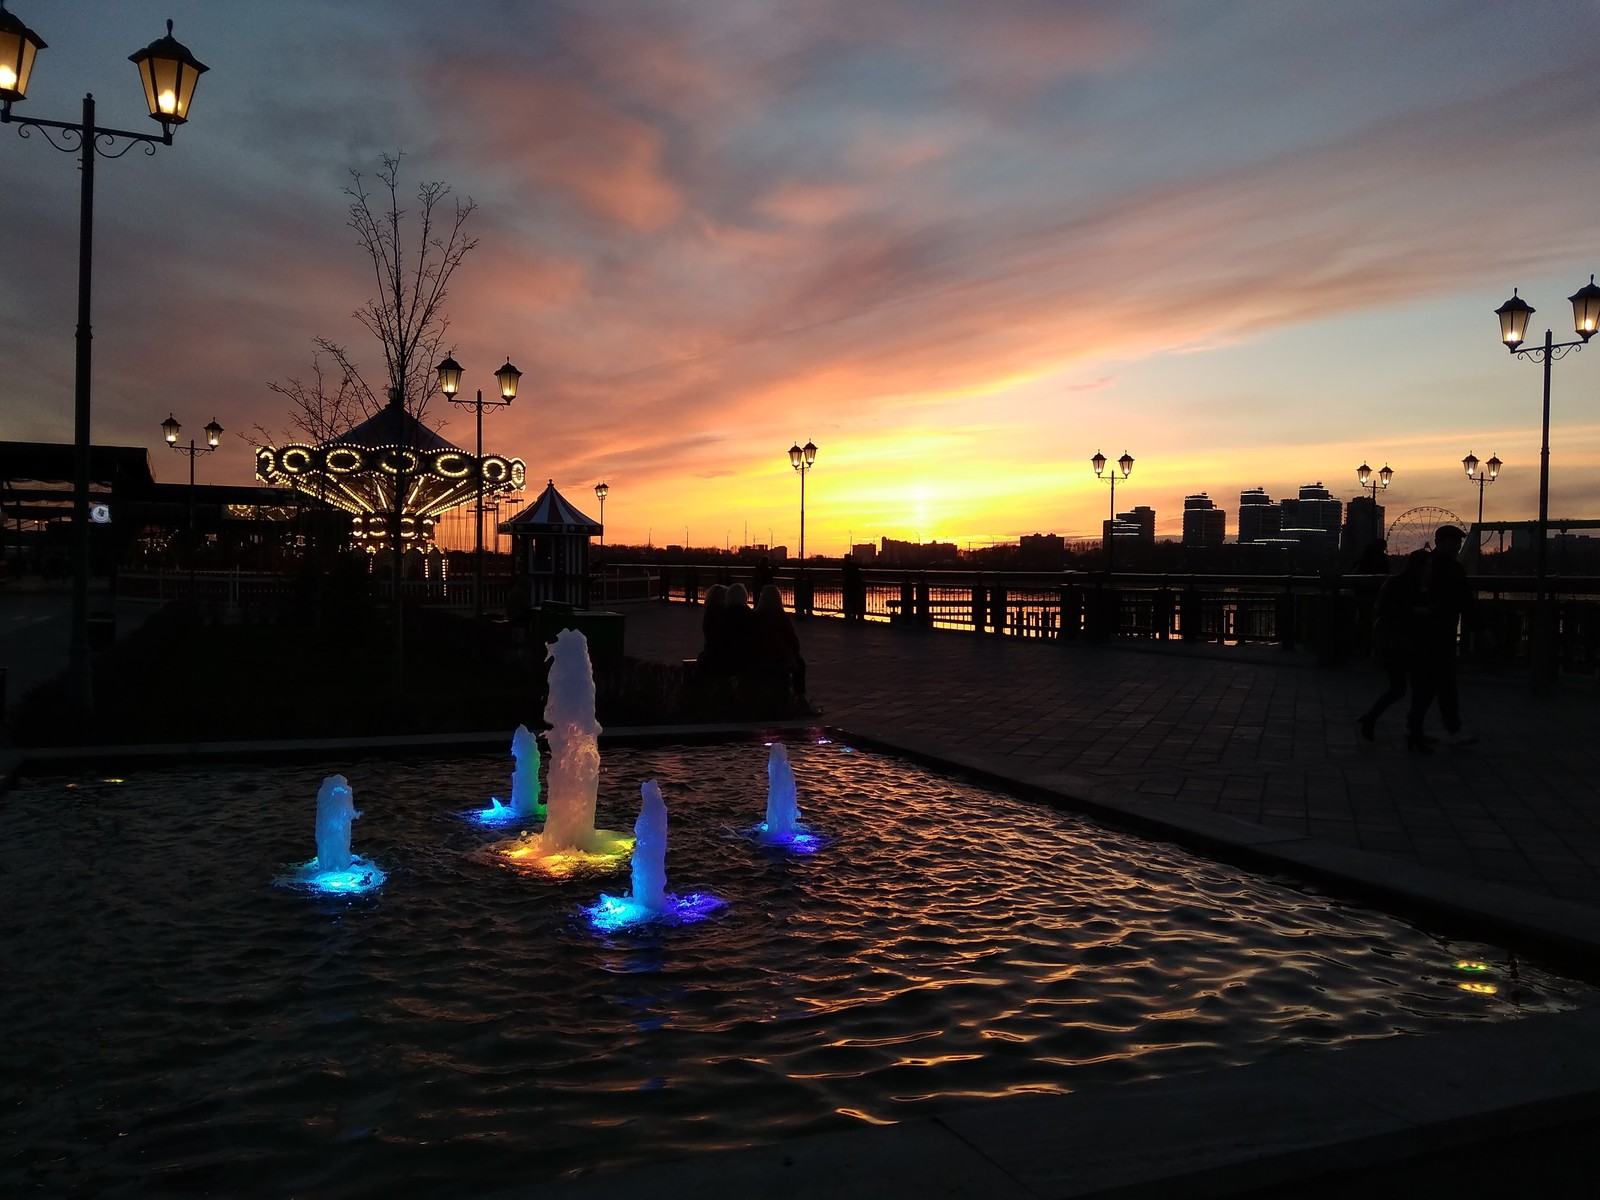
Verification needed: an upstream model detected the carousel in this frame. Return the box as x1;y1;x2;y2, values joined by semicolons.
254;383;525;559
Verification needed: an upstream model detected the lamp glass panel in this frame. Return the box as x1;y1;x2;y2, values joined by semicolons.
1495;293;1533;347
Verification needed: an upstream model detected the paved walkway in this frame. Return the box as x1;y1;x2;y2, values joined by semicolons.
621;601;1600;914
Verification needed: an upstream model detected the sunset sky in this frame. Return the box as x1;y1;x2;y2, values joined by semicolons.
4;0;1600;554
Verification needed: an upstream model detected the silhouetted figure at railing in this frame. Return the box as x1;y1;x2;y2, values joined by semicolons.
751;555;776;595
724;583;758;668
755;584;810;706
699;583;730;669
1357;549;1431;743
841;555;866;622
1407;525;1481;751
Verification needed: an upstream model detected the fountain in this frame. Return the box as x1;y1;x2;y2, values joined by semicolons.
585;780;724;932
486;630;632;876
755;742;825;853
276;774;386;894
473;724;543;825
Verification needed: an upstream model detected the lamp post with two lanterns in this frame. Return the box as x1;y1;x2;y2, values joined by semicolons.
1355;462;1392;546
160;414;222;597
594;482;608;544
1494;275;1600;676
1462;452;1502;547
2;2;208;710
435;355;521;632
1091;450;1134;574
789;441;817;612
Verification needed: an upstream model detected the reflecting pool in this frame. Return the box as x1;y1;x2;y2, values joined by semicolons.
1;741;1591;1197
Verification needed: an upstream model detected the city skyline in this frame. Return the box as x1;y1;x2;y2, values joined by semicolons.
3;1;1600;551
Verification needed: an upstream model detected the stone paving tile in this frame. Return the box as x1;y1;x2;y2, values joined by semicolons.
622;603;1600;910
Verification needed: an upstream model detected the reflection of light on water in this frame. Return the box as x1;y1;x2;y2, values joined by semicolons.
483;829;634;878
1454;960;1492;973
465;798;545;828
276;856;387;896
753;822;827;854
1460;982;1499;995
583;891;726;934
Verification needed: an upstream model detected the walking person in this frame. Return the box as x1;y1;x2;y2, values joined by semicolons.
1356;549;1430;742
1405;525;1480;751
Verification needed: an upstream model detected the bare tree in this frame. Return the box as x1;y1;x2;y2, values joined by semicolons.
265;151;477;438
263;152;480;718
345;152;477;423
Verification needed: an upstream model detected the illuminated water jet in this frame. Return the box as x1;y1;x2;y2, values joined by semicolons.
754;742;825;853
276;774;386;895
585;780;725;932
480;631;631;875
473;724;544;826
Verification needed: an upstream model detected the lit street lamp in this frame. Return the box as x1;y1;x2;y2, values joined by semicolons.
160;414;221;595
1091;450;1133;573
1462;452;1502;546
1355;461;1392;545
594;481;608;544
789;440;817;610
1494;276;1600;676
3;6;208;710
436;355;520;632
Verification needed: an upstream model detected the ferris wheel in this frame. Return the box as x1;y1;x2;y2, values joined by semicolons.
1386;506;1466;556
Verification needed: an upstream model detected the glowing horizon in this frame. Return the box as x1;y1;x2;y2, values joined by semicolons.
4;2;1600;552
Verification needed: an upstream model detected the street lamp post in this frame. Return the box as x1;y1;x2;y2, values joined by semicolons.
1494;277;1600;676
1355;461;1393;545
436;355;520;633
1462;452;1502;545
1091;450;1134;574
160;415;222;598
2;6;208;711
594;482;608;544
788;440;817;611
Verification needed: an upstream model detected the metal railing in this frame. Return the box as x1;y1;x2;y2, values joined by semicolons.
621;561;1600;674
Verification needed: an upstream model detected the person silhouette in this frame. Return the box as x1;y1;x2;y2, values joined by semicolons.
1357;549;1430;742
1405;525;1479;750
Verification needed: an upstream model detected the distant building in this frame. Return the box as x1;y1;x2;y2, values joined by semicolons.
1237;488;1281;543
1280;483;1341;544
1343;495;1386;551
1115;505;1156;544
1182;493;1226;547
1018;532;1064;567
879;537;958;565
850;543;878;562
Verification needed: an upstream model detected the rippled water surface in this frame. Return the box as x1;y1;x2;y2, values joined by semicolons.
2;740;1591;1196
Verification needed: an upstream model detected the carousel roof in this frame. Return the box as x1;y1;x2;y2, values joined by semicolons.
254;397;524;522
501;480;601;534
330;403;462;454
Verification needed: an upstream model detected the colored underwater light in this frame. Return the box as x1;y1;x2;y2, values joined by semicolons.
754;822;828;854
468;797;546;827
1459;982;1499;995
583;891;726;934
276;856;387;896
1454;961;1492;973
488;832;634;879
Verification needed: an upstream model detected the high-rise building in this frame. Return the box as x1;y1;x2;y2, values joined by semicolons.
1182;493;1226;546
1343;495;1386;551
1237;488;1281;543
1280;483;1341;543
1116;505;1156;543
